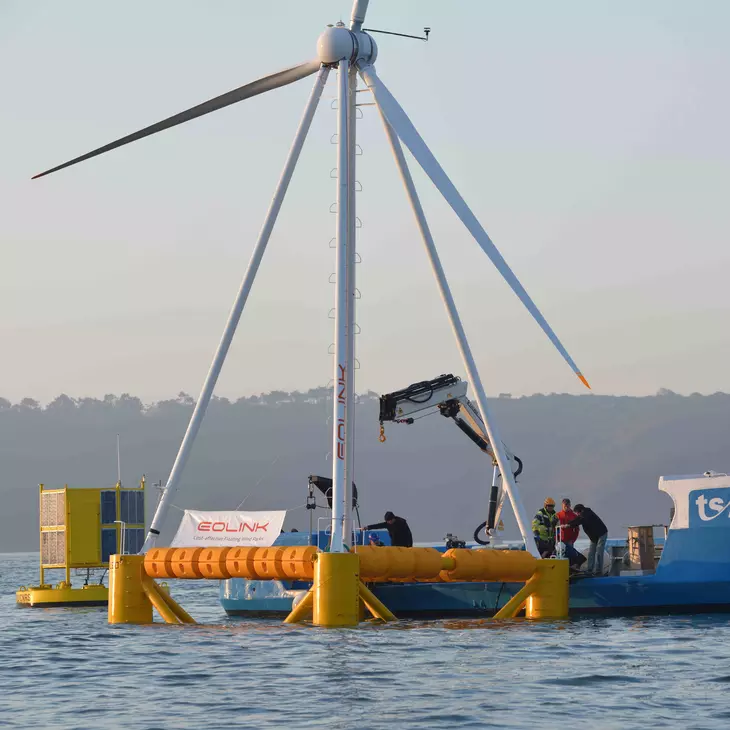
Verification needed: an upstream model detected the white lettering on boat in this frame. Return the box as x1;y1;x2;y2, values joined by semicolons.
695;494;730;521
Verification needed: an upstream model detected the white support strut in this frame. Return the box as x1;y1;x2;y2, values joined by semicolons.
330;59;351;553
374;98;539;558
140;66;330;552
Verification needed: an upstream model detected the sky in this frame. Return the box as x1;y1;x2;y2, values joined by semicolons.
1;0;729;404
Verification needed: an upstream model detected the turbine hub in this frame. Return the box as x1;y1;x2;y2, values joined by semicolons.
317;24;378;67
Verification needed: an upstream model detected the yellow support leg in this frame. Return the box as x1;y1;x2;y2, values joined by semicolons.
312;552;360;627
108;554;153;625
156;583;196;624
142;579;181;624
359;582;396;622
284;588;314;624
493;579;535;620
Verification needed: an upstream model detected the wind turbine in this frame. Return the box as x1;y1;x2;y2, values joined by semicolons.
33;0;589;559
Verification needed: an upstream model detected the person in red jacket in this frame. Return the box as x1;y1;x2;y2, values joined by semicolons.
557;498;586;568
557;498;579;542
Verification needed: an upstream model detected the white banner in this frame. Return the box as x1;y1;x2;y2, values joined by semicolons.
170;510;286;547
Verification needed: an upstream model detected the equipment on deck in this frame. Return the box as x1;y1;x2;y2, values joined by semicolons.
444;533;466;549
379;374;522;544
308;474;362;536
308;474;359;510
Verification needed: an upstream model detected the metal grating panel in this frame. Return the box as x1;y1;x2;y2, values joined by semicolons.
41;530;66;565
40;491;66;527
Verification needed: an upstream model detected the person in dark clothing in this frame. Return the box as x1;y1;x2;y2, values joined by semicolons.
362;511;413;547
568;504;608;575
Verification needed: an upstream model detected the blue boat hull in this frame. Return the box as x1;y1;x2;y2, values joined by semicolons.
220;575;730;618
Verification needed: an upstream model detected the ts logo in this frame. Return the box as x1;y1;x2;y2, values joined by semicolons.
691;489;730;526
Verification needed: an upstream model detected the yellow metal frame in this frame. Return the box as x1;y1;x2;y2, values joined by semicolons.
106;546;569;628
358;581;396;622
38;478;146;572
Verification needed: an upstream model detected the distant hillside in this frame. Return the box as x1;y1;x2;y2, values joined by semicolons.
1;389;728;552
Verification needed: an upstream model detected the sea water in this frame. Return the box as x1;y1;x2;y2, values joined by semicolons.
2;552;730;730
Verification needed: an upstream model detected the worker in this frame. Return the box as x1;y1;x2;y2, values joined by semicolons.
556;498;586;569
569;504;608;575
368;532;385;547
532;497;558;558
362;511;413;547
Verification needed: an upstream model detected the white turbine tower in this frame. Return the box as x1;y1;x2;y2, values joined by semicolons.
33;0;589;558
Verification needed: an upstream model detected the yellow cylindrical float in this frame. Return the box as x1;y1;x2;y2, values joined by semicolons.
440;548;537;583
355;546;416;581
312;552;360;627
439;548;485;582
526;559;569;619
378;547;416;581
169;547;205;579
252;546;285;580
225;547;261;579
197;547;233;579
354;546;536;583
145;545;319;582
280;546;318;580
355;546;444;582
352;545;390;580
144;548;175;580
109;554;153;624
477;549;537;582
411;547;447;582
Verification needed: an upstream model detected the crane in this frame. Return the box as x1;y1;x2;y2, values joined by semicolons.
379;374;523;544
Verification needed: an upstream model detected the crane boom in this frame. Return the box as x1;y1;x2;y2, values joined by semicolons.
379;374;522;539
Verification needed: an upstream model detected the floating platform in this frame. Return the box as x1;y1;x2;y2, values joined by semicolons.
16;480;145;608
16;583;108;608
220;472;730;619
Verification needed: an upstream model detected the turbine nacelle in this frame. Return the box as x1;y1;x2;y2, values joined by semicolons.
317;23;378;67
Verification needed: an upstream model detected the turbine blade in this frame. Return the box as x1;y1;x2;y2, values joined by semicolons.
360;65;590;389
32;59;322;180
350;0;371;30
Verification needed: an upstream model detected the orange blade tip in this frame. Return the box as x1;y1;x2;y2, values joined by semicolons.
577;373;591;390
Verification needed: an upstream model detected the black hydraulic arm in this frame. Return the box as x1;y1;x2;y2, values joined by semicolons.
379;374;460;423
